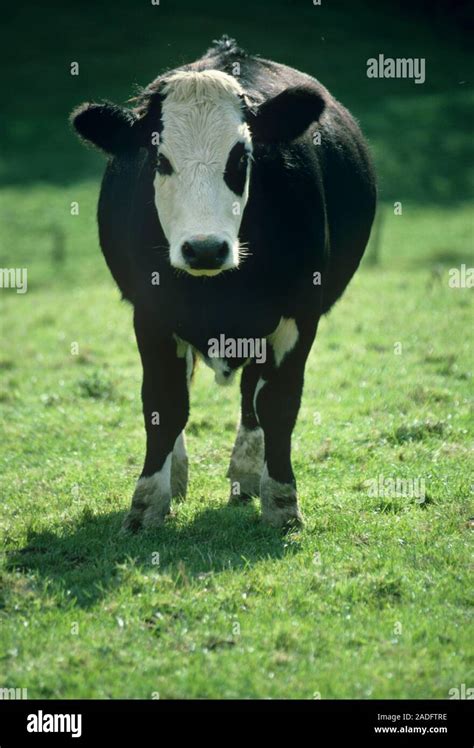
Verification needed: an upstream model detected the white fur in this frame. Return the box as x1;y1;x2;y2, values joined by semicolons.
153;70;252;275
260;462;302;527
175;333;238;386
171;431;188;499
268;317;299;367
174;335;194;384
125;453;173;529
206;356;237;386
173;432;187;461
229;422;264;477
253;377;266;419
136;454;172;497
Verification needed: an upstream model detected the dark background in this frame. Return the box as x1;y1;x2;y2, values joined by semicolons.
1;0;472;205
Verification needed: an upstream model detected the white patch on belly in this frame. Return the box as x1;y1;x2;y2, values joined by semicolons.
208;357;236;385
173;335;194;384
174;334;235;386
267;317;299;367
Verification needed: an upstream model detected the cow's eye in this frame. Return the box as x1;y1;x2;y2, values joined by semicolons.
156;153;173;176
224;142;249;196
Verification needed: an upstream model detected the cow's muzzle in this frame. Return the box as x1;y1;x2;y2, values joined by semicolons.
180;235;230;273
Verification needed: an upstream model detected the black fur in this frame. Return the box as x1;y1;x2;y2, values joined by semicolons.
224;142;249;195
71;102;137;155
247;85;326;143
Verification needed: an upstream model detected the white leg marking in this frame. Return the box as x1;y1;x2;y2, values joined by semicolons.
172;431;188;499
267;317;299;367
185;347;193;386
227;421;264;501
260;463;303;528
123;454;172;531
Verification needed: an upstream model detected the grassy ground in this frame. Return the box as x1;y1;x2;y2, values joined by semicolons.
0;0;472;699
1;195;472;698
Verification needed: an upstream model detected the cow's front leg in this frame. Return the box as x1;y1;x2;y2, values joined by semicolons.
171;431;188;500
123;324;190;532
255;318;318;529
228;364;264;503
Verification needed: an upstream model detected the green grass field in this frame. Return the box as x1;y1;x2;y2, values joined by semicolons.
0;0;472;699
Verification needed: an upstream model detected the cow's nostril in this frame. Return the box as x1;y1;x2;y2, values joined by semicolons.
182;241;195;260
181;236;230;270
217;241;229;260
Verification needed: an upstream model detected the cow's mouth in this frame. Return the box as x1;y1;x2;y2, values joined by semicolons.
185;267;226;277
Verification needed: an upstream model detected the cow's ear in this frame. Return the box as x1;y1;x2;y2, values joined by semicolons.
70;102;137;156
248;85;325;143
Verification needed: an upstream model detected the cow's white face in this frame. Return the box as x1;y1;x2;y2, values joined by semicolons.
153;71;252;276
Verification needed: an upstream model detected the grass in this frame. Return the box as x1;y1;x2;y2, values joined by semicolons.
1;195;472;698
0;0;472;700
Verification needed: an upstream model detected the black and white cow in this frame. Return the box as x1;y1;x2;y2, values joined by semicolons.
71;36;376;531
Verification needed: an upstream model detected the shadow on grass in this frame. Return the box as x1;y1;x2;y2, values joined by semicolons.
6;503;289;608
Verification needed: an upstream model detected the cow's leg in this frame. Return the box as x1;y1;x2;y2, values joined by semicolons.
122;322;190;532
255;317;318;529
227;364;264;504
171;431;188;500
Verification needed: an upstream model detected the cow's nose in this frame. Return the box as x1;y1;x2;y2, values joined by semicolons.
181;236;230;270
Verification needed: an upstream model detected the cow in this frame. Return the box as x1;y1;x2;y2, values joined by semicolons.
71;35;376;532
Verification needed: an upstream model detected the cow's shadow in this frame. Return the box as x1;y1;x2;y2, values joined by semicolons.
6;502;295;608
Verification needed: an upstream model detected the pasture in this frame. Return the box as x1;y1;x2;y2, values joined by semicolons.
0;0;472;698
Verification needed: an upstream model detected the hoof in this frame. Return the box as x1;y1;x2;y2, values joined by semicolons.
262;506;304;531
228;490;254;506
121;509;144;533
122;473;171;533
142;505;169;530
260;468;303;530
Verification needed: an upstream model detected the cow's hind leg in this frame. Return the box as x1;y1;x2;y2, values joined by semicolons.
255;318;318;529
228;364;264;504
123;320;190;532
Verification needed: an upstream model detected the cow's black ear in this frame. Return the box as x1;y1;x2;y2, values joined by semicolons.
70;102;137;155
248;85;325;143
